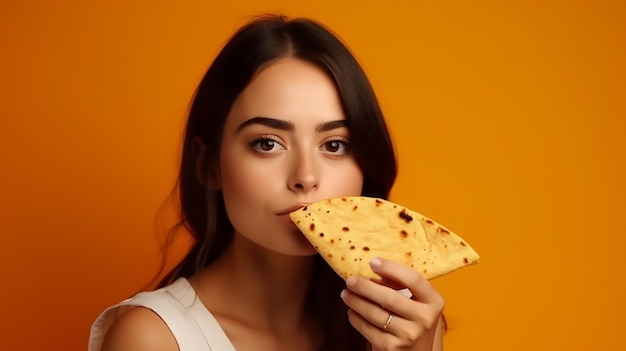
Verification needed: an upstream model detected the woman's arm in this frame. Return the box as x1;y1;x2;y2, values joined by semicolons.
431;315;445;351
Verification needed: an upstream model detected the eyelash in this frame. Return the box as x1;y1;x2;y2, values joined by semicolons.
248;135;285;154
247;135;351;156
320;137;350;156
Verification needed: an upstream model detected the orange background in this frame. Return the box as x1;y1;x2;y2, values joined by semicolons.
1;0;625;350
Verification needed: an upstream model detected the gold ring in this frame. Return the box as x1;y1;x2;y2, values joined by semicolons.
382;313;393;331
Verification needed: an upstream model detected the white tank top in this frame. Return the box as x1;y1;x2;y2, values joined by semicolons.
88;277;236;351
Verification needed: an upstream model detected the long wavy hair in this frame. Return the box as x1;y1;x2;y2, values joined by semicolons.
158;15;397;350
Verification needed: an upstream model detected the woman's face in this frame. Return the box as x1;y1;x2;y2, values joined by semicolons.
217;58;364;256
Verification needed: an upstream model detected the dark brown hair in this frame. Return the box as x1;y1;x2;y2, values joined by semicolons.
159;14;397;350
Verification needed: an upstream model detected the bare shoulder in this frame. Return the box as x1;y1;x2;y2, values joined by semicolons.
101;306;179;351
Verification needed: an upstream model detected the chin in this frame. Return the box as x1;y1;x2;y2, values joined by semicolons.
275;236;319;257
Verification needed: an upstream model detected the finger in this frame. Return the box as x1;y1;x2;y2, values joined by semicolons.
346;308;395;345
370;257;444;306
343;277;419;321
369;275;406;291
347;308;424;348
341;288;389;327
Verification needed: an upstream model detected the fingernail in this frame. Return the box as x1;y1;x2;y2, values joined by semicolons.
346;276;356;287
340;289;347;299
370;257;382;267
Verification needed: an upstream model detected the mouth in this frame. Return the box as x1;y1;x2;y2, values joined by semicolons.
276;203;309;216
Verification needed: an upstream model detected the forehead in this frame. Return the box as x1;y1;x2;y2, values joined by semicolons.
225;58;346;129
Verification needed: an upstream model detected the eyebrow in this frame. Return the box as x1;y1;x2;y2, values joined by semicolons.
236;116;347;133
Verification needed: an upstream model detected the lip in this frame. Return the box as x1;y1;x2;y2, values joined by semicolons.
276;203;309;216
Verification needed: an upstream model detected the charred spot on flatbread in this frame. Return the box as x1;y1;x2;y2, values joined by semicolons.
437;227;450;234
399;209;413;223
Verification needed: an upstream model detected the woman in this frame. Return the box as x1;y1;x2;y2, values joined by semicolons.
90;14;445;351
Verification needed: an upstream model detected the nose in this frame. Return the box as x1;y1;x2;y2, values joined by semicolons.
288;151;319;193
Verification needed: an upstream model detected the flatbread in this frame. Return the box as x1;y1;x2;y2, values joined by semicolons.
289;196;480;280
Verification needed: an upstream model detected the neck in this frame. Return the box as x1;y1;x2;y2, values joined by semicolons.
192;233;317;334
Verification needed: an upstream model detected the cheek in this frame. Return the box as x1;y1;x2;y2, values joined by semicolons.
218;147;286;213
328;161;364;196
219;152;262;200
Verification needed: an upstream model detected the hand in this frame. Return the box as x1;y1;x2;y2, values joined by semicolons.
340;257;445;351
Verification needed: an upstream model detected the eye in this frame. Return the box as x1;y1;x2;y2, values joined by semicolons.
320;138;350;156
249;136;286;154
